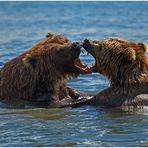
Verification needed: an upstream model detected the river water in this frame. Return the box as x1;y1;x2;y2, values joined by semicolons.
0;2;147;146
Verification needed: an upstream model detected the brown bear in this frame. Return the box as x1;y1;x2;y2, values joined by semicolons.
0;32;92;108
83;37;148;108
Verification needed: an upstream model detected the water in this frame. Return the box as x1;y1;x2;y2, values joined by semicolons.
0;2;148;146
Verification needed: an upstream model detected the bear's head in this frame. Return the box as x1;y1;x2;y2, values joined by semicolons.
22;33;91;79
83;38;148;87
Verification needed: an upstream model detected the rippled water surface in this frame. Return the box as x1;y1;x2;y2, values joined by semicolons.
0;2;148;146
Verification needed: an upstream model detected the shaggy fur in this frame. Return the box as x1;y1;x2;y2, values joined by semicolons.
83;37;148;107
0;32;83;108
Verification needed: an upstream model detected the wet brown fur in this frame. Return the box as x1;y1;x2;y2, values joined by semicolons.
0;32;81;107
83;38;148;107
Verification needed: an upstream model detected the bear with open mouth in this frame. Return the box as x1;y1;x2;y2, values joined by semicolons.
0;32;92;108
83;37;148;108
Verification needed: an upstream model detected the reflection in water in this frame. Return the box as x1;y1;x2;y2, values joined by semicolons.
0;108;69;120
0;1;148;147
0;105;147;146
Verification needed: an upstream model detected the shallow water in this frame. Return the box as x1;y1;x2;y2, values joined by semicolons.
0;2;148;146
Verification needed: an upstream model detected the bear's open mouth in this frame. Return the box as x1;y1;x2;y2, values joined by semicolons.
74;58;94;74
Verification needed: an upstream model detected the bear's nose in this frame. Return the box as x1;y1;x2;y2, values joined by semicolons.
84;39;93;45
72;42;82;48
84;39;90;43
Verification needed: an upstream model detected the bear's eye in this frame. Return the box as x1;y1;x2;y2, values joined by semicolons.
93;41;100;44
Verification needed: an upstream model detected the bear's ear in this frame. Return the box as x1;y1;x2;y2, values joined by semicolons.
45;32;54;38
137;42;147;53
22;54;37;68
122;47;136;62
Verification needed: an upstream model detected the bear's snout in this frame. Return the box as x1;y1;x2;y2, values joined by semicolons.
84;39;90;44
83;39;93;49
72;42;82;49
83;39;95;57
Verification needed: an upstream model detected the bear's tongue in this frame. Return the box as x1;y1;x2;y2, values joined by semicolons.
74;58;92;74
